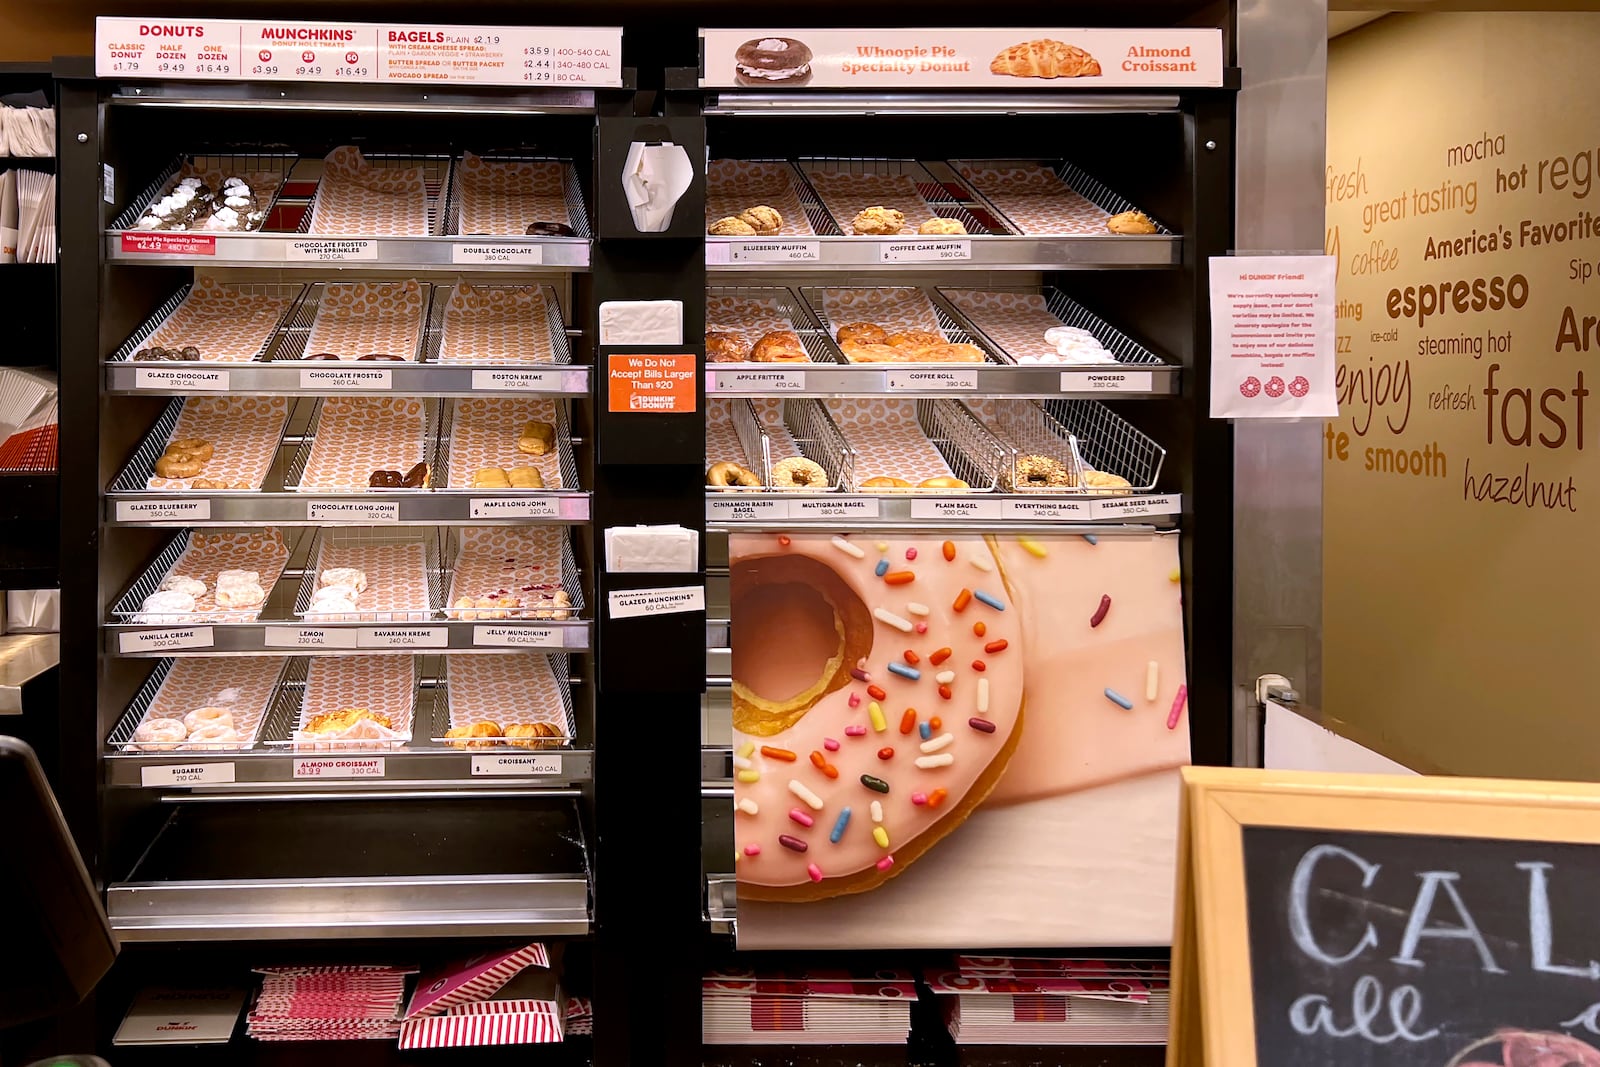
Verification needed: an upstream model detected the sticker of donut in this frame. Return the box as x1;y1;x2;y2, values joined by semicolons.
729;534;1024;901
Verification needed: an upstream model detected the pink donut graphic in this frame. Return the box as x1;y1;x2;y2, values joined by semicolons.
1239;376;1261;398
1264;376;1286;398
1288;375;1310;398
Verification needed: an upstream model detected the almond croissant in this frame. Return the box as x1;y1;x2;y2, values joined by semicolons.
990;40;1102;79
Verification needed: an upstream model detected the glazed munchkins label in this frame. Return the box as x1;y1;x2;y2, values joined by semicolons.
699;28;1223;89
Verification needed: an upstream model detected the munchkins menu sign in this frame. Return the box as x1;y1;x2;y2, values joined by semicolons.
1170;767;1600;1067
700;28;1223;89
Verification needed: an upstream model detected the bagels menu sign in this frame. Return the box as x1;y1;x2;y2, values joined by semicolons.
699;28;1223;89
95;18;623;87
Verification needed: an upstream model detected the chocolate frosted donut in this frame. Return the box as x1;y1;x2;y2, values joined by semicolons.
735;37;814;86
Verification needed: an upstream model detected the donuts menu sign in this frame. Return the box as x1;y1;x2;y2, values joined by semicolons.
699;28;1223;89
95;18;623;87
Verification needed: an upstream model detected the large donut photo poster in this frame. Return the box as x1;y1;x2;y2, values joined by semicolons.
729;530;1190;949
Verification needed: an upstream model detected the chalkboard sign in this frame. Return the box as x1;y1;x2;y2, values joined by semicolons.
1169;768;1600;1067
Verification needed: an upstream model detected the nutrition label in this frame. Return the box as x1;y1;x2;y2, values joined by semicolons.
96;18;623;88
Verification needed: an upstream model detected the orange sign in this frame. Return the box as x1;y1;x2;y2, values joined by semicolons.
607;353;697;413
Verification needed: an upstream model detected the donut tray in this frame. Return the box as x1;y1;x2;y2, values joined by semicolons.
108;151;299;234
292;528;444;623
283;654;424;750
448;153;591;238
294;279;431;363
937;285;1172;370
427;283;573;366
705;160;819;237
105;280;309;365
108;527;295;623
705;285;839;366
705;398;852;493
798;286;1009;367
985;399;1167;494
946;158;1174;237
282;397;443;495
434;653;574;745
795;158;996;236
107;656;290;754
305;149;450;237
443;526;585;622
108;396;296;495
437;397;579;493
826;398;1006;492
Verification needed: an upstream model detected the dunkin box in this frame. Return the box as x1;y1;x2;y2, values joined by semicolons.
398;942;566;1050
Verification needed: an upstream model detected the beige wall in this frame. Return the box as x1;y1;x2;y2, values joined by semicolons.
1325;11;1600;776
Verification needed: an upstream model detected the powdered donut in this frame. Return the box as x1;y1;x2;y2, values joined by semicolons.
731;533;1025;901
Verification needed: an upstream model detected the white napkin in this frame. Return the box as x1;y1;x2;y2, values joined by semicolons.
605;525;699;573
621;141;693;232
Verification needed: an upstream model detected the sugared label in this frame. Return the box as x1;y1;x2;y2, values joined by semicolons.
298;367;392;390
134;367;230;391
1069;369;1155;393
709;368;806;392
707;496;791;522
1002;497;1094;521
1092;493;1181;520
116;499;211;523
472;625;562;648
141;762;235;786
471;754;562;776
451;242;543;265
910;497;1004;520
293;757;385;779
119;626;214;653
263;626;359;649
608;585;705;620
879;239;971;263
307;501;399;523
469;496;560;519
357;626;448;648
727;240;820;263
790;497;881;519
470;368;564;392
120;232;216;256
886;369;978;390
285;239;377;262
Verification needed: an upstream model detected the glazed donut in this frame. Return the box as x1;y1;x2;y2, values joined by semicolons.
771;457;829;490
184;707;235;732
155;453;205;479
180;723;242;750
886;330;946;350
167;439;214;463
836;322;889;346
918;476;971;490
730;534;1025;900
707;461;762;488
860;476;914;492
132;718;187;751
1009;454;1076;489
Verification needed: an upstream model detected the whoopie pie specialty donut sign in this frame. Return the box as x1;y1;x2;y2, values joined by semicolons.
699;28;1224;89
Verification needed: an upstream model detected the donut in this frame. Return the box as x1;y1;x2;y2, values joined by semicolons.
836;322;889;346
160;575;207;598
770;457;829;490
180;723;242;750
167;438;214;462
886;330;946;350
918;477;970;490
1008;455;1076;490
730;534;1025;900
860;477;913;492
518;420;555;456
155;453;205;479
707;461;762;488
132;718;187;751
319;567;368;593
183;707;235;732
734;37;814;86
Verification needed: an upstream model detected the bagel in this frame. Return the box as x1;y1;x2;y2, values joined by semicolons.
771;456;829;490
1008;454;1076;489
1082;469;1133;493
861;476;914;491
707;461;762;488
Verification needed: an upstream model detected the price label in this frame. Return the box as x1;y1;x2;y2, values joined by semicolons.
1003;498;1094;521
116;499;211;523
608;585;705;620
886;369;978;391
469;497;560;519
1092;493;1182;520
141;762;236;787
299;367;393;390
879;239;971;263
472;625;562;648
119;232;217;256
910;497;1004;521
470;368;564;392
709;368;807;392
1069;369;1156;393
357;627;448;649
451;242;544;265
790;498;880;520
293;757;386;779
728;240;820;263
286;239;377;262
707;496;790;522
119;627;214;654
135;367;230;391
102;163;116;204
264;627;360;649
307;501;399;523
472;753;562;776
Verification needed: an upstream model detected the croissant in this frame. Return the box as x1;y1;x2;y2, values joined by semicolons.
990;40;1102;79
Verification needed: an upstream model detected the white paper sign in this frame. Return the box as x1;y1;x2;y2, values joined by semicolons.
307;501;399;523
357;626;448;648
1209;255;1338;418
293;757;385;779
141;762;235;786
728;240;820;263
119;626;214;653
1068;369;1156;393
709;368;807;392
135;367;230;391
299;367;392;390
1092;493;1182;520
790;497;880;519
1003;497;1094;521
879;239;971;263
886;369;978;390
473;625;562;648
286;238;376;261
116;499;211;523
608;585;706;619
910;497;1004;520
707;496;791;522
472;754;562;776
452;242;544;265
263;626;359;649
471;368;563;392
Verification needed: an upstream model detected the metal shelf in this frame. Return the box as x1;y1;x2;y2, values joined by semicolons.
708;233;1177;271
706;491;1181;526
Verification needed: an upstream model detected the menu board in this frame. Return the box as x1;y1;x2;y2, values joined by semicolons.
700;28;1223;89
96;18;622;87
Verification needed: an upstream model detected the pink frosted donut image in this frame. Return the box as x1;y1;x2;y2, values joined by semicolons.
731;534;1026;901
1453;1029;1600;1067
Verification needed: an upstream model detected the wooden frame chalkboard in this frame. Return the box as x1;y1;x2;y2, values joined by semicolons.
1169;766;1600;1067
